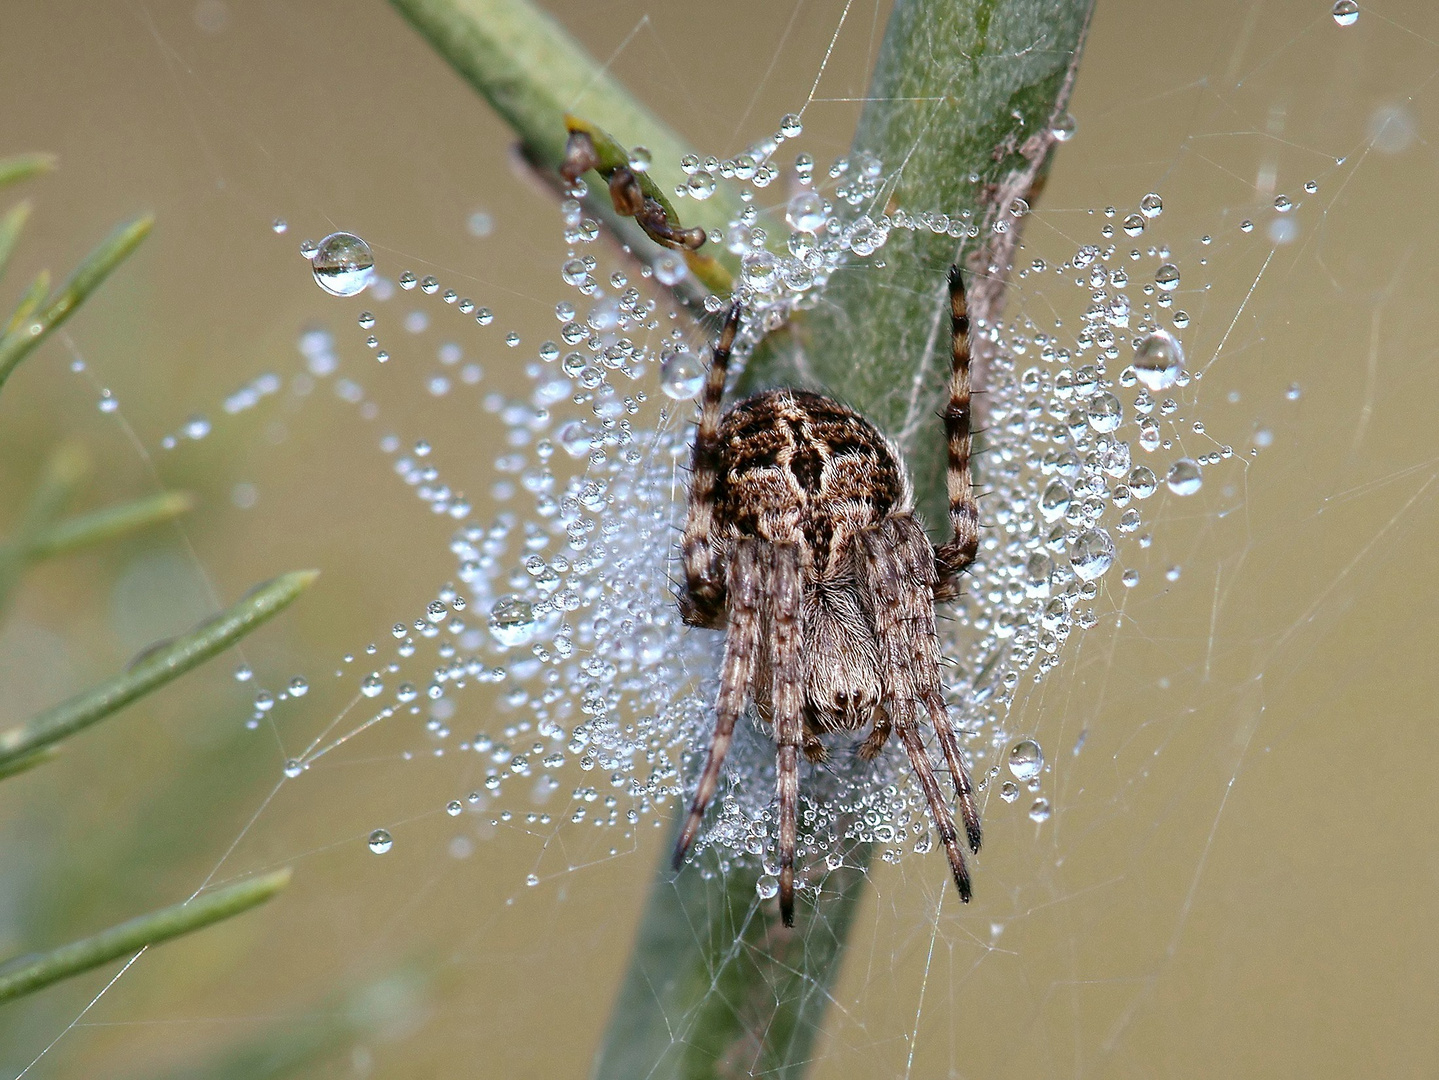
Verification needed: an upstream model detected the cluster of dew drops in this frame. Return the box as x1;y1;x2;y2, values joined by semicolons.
235;107;1317;896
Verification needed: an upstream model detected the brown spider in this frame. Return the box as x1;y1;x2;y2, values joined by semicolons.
672;265;983;927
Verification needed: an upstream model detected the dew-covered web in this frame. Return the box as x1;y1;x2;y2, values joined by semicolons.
7;1;1439;1077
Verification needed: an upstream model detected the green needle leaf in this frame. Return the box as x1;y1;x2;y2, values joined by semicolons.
5;269;49;336
0;200;35;284
0;745;61;782
0;153;57;189
0;569;318;769
17;490;194;563
0;214;153;395
0;869;291;1005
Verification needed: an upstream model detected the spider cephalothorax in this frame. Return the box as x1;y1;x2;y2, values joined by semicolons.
672;266;983;926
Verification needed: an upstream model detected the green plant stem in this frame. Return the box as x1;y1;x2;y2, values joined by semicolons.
388;0;745;289
0;869;290;1004
0;214;152;395
6;269;49;336
0;153;56;190
0;569;318;769
15;490;193;563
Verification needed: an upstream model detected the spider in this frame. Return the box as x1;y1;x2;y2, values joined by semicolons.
672;265;983;927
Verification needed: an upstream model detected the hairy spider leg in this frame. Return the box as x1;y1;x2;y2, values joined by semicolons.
680;302;743;625
673;537;762;869
769;542;806;927
860;522;973;903
935;265;980;596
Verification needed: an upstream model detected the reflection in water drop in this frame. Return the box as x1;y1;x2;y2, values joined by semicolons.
1332;0;1359;25
311;232;375;297
368;829;393;854
1166;458;1203;495
1008;739;1044;780
1133;329;1185;391
1070;528;1115;581
660;349;705;399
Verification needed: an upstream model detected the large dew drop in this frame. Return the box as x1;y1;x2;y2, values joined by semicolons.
660;349;705;399
1008;739;1044;781
368;829;393;854
1332;0;1359;25
785;191;826;233
311;232;375;297
1166;458;1203;495
1133;329;1186;391
488;596;538;648
1070;528;1115;582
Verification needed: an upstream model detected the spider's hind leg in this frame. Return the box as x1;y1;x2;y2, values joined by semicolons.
769;542;807;928
935;265;980;594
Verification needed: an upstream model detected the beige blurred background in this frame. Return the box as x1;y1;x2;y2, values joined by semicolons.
0;0;1436;1077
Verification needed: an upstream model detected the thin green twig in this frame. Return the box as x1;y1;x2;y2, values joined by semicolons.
0;569;318;769
0;869;291;1004
0;214;152;395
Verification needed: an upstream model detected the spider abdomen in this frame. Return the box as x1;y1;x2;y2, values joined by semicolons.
714;389;912;577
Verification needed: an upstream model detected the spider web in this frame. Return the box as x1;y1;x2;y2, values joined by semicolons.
1;1;1437;1077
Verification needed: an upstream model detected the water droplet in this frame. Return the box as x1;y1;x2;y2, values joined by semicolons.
558;420;594;458
1139;192;1163;218
288;676;308;697
1240;219;1254;233
311;232;374;297
1332;0;1359;25
299;239;318;259
1070;528;1115;582
653;252;687;286
235;664;253;682
1087;392;1123;433
271;218;287;234
1029;798;1051;823
1154;263;1180;291
1304;180;1319;194
1132;329;1185;390
361;673;384;697
686;172;716;200
420;275;440;295
398;271;417;290
1166;458;1203;495
1051;113;1077;142
183;414;211;440
661;349;705;399
779;113;803;138
999;781;1019;803
628;146;652;173
525;873;540;887
1286;382;1302;401
284;758;303;778
368;829;393;854
1127;465;1158;498
1121;213;1145;237
1122;568;1140;588
1273;194;1293;213
756;875;779;899
489;596;538;648
1008;739;1044;781
446;799;463;816
1039;480;1071;522
785;191;826;233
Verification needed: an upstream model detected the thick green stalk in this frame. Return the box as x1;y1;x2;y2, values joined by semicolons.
0;870;290;1004
0;570;318;769
0;214;152;394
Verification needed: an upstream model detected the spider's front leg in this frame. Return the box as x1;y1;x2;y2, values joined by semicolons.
672;538;763;868
679;303;742;626
935;265;980;599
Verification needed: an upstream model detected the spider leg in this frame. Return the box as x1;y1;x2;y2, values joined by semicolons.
768;542;806;928
672;537;762;869
896;712;972;903
935;265;980;598
679;303;742;627
860;517;977;903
